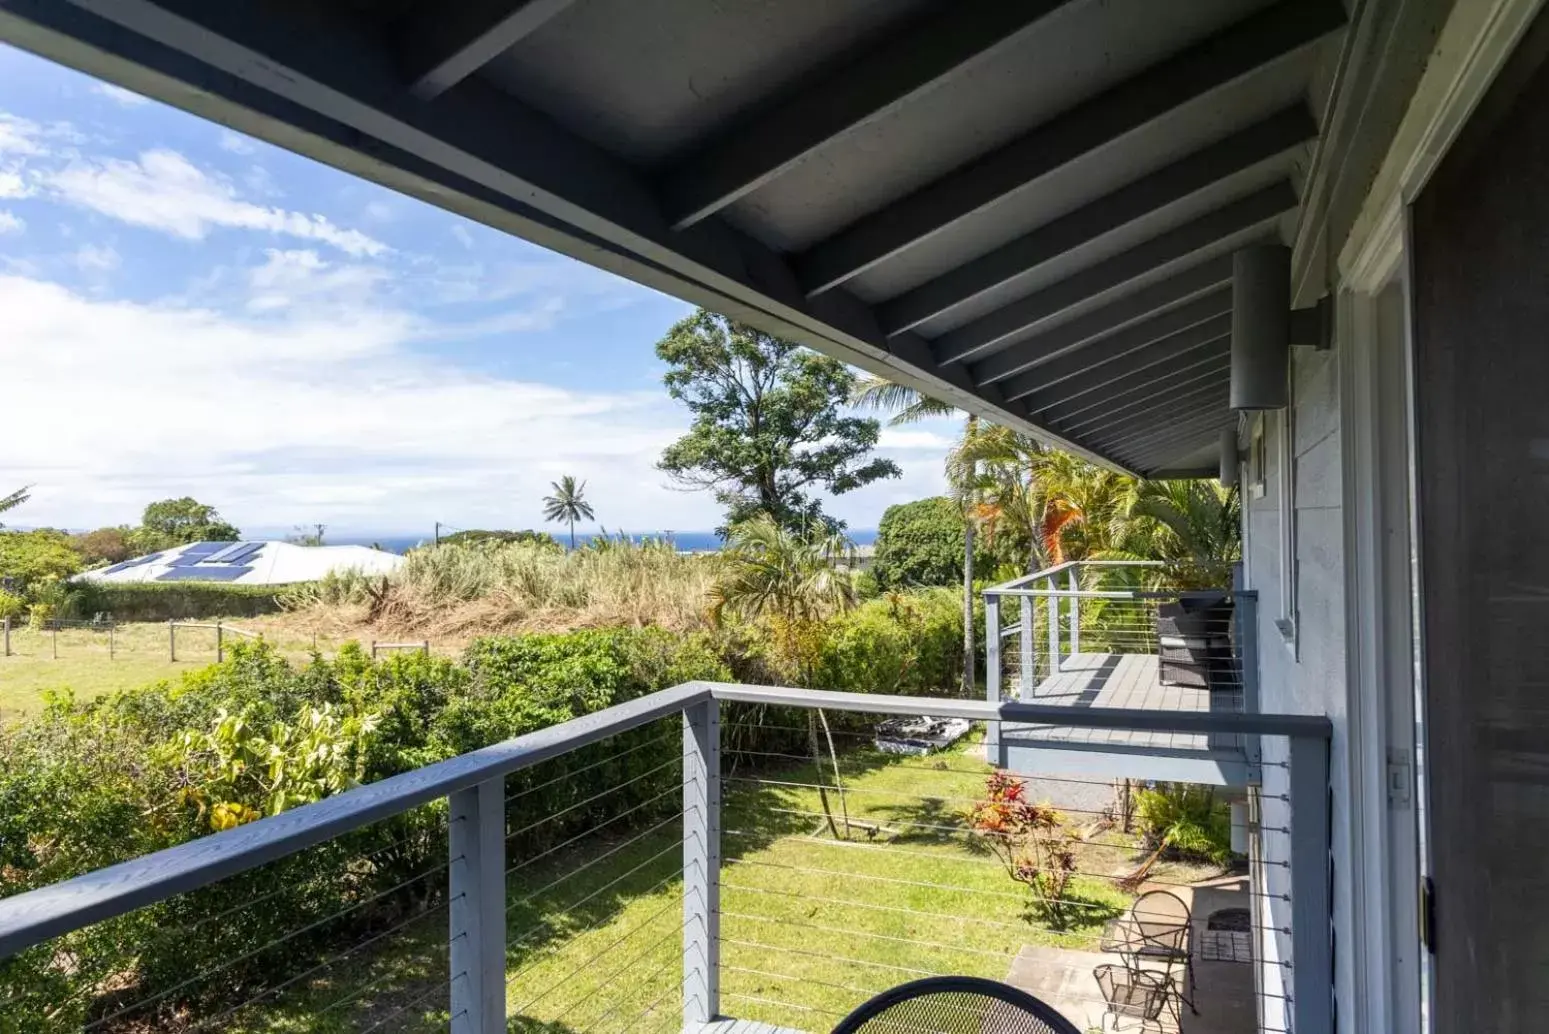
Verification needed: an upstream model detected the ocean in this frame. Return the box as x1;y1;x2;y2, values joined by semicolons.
333;529;878;555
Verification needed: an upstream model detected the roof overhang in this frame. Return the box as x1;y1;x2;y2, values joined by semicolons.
0;0;1353;475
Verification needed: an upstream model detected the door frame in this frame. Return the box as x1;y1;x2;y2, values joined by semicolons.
1335;2;1546;1031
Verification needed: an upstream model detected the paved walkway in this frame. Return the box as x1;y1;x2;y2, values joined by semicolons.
1005;876;1258;1033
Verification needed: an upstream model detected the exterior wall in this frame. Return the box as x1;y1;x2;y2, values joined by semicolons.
1243;344;1350;1031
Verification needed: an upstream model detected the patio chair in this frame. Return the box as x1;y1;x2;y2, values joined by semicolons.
829;975;1081;1034
1093;964;1175;1032
1131;889;1198;1014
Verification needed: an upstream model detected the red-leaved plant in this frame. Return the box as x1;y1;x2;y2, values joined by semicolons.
969;772;1080;929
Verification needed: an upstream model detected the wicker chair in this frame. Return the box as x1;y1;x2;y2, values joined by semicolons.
830;975;1081;1034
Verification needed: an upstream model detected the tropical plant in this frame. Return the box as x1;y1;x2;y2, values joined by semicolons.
0;485;30;527
970;772;1081;929
656;310;899;532
709;513;857;836
1118;782;1235;889
853;378;983;694
542;475;596;550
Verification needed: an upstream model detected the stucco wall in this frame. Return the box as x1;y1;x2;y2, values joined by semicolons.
1244;344;1350;1031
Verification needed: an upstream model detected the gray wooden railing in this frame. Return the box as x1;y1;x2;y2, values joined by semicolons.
0;682;1332;1034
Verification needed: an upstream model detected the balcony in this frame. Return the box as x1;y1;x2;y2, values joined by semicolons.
986;562;1257;787
0;683;1327;1034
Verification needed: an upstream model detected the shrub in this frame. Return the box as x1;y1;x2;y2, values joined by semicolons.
72;526;134;565
970;772;1081;929
441;528;561;550
1134;782;1234;865
74;580;287;621
872;497;965;589
815;588;962;696
0;529;82;589
0;589;23;621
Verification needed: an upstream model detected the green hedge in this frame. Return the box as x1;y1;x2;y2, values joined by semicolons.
74;581;289;621
0;594;964;1031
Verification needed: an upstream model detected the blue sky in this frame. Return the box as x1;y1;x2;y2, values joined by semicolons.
0;45;958;537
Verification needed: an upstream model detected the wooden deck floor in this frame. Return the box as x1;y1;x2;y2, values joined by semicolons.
1004;652;1244;753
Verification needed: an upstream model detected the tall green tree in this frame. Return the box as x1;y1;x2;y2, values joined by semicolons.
709;513;856;834
853;377;983;695
656;311;899;533
542;475;595;550
134;497;240;551
0;486;30;528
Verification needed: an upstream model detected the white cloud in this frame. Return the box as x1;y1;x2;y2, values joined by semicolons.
40;149;388;256
449;224;474;249
218;130;257;155
0;210;23;234
72;243;120;272
0;113;47;157
92;83;149;108
0;270;714;532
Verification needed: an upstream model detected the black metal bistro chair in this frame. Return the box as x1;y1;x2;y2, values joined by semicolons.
830;975;1082;1034
1093;963;1178;1031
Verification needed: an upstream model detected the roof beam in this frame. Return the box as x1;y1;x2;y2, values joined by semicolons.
991;291;1230;394
967;258;1232;384
397;0;575;100
795;0;1345;296
1063;381;1230;440
1092;407;1233;456
1017;319;1230;409
1059;375;1231;437
1085;396;1231;452
1035;348;1230;426
660;0;1072;230
932;183;1293;365
1116;419;1237;469
880;106;1314;337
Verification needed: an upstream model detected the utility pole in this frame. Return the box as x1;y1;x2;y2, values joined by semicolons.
435;521;441;546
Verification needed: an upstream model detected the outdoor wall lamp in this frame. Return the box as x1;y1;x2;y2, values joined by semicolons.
1229;244;1333;411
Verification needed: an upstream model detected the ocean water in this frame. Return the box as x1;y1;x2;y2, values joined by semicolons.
333;528;877;555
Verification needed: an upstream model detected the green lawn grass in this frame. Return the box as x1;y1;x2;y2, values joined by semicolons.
0;621;368;724
206;735;1193;1034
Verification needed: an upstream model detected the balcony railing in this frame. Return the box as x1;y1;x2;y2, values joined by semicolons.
985;561;1259;785
0;683;1329;1034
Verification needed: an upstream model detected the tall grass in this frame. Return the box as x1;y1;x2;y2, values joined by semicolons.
281;539;721;635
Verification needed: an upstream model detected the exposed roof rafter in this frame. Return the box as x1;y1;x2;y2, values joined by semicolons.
397;0;576;100
660;0;1074;229
795;0;1345;296
879;105;1314;337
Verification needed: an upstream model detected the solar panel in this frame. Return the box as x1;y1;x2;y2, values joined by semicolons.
155;566;252;582
221;543;264;565
202;543;248;563
181;541;227;556
102;552;164;574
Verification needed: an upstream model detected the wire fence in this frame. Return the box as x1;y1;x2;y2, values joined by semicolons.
1;699;1313;1034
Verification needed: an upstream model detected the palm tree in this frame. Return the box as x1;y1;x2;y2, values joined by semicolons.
710;514;856;835
0;486;30;528
853;376;981;695
1114;480;1242;588
542;475;595;550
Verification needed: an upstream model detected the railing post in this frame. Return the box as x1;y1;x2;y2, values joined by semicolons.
1046;580;1060;676
984;593;1002;764
449;777;506;1034
683;699;721;1030
1018;595;1034;699
1238;590;1262;778
1289;733;1332;1034
1067;568;1080;656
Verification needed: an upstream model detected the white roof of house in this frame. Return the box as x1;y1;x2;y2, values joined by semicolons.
76;540;404;586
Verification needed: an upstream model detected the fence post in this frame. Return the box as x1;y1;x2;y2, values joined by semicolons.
1289;733;1333;1034
1046;581;1060;676
3;616;9;657
51;623;57;660
683;698;721;1029
109;622;115;660
984;593;1001;765
1067;568;1080;656
169;620;176;662
216;622;224;663
1018;595;1034;699
448;777;506;1034
370;640;378;660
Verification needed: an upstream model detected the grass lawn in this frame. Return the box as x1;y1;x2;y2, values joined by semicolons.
0;620;404;724
203;733;1216;1034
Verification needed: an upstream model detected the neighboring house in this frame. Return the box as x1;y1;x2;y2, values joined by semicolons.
75;541;404;586
3;2;1543;1031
